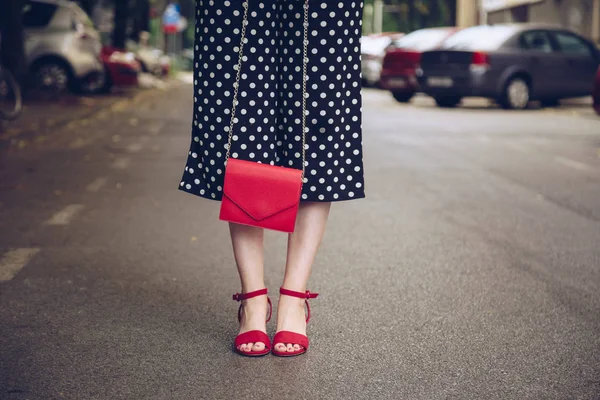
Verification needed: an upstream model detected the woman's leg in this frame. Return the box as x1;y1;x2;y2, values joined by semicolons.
274;202;332;353
229;223;269;353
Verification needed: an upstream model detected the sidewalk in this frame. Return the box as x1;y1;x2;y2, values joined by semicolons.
0;72;190;150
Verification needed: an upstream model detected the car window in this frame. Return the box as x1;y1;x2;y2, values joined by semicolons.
520;31;553;53
22;1;57;28
440;25;516;51
392;29;451;52
553;32;592;56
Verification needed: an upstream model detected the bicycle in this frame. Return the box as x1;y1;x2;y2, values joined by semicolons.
0;65;22;120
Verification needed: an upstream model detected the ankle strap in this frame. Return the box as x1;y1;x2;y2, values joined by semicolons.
232;288;268;302
279;287;318;299
280;287;318;324
232;288;272;323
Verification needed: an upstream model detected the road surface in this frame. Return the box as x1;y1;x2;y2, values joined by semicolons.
1;83;599;399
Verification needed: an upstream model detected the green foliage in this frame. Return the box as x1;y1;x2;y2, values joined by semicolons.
363;0;456;34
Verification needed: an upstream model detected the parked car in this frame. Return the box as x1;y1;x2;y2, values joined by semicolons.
23;0;104;93
134;46;167;77
380;27;459;103
96;46;140;93
416;23;600;109
361;32;404;87
594;66;600;116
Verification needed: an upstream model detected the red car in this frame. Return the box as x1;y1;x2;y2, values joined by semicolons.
98;46;141;93
380;27;459;103
594;66;600;116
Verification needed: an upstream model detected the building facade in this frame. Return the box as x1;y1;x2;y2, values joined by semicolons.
457;0;600;43
481;0;600;42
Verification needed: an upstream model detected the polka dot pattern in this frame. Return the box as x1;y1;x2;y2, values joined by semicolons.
179;0;365;202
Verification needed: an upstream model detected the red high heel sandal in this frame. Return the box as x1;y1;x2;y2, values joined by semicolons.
232;288;272;357
272;287;318;357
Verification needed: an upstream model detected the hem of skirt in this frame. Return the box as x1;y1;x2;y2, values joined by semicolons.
178;186;366;202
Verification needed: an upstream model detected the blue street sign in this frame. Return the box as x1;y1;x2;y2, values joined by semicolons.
162;3;181;27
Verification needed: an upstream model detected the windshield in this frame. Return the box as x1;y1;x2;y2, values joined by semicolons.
440;25;516;51
392;29;451;51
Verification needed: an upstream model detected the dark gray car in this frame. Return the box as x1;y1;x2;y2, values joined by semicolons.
416;24;600;109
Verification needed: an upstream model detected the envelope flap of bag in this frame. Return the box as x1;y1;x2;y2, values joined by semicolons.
223;158;303;221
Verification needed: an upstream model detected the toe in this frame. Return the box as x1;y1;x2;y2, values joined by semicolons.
275;343;287;352
245;342;254;352
252;342;265;352
293;344;301;352
286;343;294;352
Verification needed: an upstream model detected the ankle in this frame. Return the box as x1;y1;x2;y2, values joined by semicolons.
278;295;306;309
241;295;267;309
240;285;267;294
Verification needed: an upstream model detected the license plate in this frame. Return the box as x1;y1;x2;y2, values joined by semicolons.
387;77;407;88
427;77;453;87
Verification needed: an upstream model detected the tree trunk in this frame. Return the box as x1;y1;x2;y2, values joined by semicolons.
112;0;130;49
0;0;27;86
407;0;416;31
128;0;150;42
139;0;150;33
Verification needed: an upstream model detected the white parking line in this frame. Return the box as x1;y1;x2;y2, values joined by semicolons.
44;204;85;226
554;156;593;172
111;157;130;169
86;177;108;193
0;248;41;281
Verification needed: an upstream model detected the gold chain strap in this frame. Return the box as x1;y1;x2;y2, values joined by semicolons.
225;0;310;181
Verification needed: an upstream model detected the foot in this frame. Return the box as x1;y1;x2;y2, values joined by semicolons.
237;295;269;354
274;295;307;353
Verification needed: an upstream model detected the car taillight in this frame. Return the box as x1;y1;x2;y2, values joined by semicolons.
470;51;489;72
471;51;489;66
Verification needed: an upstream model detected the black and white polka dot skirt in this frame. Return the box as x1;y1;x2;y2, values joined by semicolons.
179;0;366;202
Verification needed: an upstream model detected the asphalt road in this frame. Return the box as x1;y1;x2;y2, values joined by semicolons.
1;82;599;400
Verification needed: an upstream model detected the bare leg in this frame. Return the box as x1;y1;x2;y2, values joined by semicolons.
229;223;268;354
274;202;332;353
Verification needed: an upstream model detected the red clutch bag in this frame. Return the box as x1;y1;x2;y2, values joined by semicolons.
218;0;309;233
219;159;303;233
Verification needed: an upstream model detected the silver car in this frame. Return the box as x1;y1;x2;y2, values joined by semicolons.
23;0;103;92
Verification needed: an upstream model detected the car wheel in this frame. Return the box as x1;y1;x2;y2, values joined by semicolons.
434;96;462;108
95;67;113;94
500;76;530;110
33;61;71;93
392;92;413;103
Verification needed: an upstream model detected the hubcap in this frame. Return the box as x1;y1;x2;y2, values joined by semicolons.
508;79;529;109
37;65;68;92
